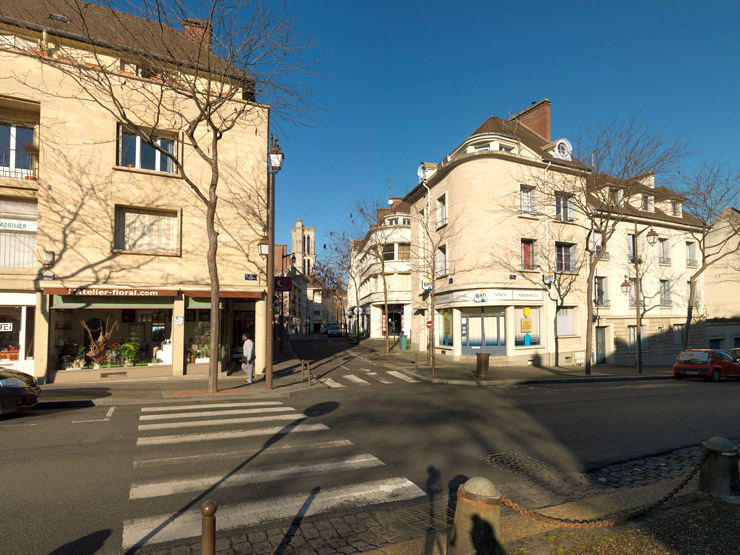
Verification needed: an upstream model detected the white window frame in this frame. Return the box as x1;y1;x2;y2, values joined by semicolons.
555;194;575;222
671;201;682;216
118;127;177;174
437;243;447;277
673;324;684;348
628;325;647;351
520;185;536;216
555;242;576;273
436;194;448;228
0;121;35;178
595;276;609;307
658;238;671;264
660;280;671;307
686;241;697;267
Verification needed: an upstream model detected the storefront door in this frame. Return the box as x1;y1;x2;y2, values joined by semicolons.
461;308;506;356
596;326;606;364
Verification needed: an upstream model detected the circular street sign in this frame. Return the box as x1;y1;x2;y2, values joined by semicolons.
426;320;432;329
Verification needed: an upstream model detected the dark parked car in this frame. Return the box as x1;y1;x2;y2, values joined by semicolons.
326;324;342;338
0;368;40;414
672;349;740;382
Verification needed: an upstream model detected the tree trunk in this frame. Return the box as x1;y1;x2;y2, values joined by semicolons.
584;260;597;375
682;277;697;350
206;193;220;394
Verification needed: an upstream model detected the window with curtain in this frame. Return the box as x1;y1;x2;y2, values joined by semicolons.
520;186;536;216
555;242;576;272
521;239;535;270
437;244;447;276
628;325;647;351
398;243;410;260
114;206;178;254
0;197;37;268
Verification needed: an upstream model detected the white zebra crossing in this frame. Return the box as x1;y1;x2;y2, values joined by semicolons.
122;478;424;550
129;453;384;499
387;370;419;383
321;369;418;388
124;400;424;550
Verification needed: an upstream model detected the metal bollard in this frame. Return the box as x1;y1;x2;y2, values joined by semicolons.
307;361;312;386
415;353;418;372
475;353;490;378
447;477;503;555
201;500;217;555
698;437;740;498
301;359;305;380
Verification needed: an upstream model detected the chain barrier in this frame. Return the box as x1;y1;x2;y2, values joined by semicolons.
499;450;707;529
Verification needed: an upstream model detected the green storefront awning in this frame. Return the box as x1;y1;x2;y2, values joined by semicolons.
52;295;174;309
186;297;211;309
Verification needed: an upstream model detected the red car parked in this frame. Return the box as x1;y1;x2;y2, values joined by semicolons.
673;349;740;382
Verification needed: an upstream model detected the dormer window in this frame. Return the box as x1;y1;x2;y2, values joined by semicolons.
641;194;653;212
499;144;513;153
610;188;623;205
671;201;682;216
387;218;398;226
474;143;490;152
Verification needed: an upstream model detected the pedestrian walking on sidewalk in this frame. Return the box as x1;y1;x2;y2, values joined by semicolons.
241;333;254;383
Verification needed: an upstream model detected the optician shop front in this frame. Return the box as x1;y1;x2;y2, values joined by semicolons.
42;286;261;382
434;287;549;365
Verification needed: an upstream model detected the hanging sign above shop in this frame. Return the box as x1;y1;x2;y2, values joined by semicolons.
0;322;12;332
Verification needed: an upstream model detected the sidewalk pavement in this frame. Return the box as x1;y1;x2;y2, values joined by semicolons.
37;336;728;555
358;337;676;385
38;340;319;405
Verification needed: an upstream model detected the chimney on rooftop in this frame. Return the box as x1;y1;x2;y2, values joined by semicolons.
183;18;211;47
510;99;551;141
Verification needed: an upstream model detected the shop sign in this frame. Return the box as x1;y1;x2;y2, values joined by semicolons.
174;315;184;326
461;323;468;337
0;322;12;332
513;290;543;301
275;277;293;292
0;218;37;232
65;288;174;296
520;318;532;333
474;290;487;302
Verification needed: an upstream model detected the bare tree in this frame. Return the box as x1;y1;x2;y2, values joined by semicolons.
4;0;315;391
678;160;740;348
322;231;362;344
524;116;689;373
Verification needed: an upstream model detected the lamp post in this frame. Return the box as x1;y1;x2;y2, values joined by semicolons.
417;162;435;374
621;223;658;374
265;135;284;390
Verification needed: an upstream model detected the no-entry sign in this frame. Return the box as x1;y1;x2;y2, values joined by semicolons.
426;320;432;329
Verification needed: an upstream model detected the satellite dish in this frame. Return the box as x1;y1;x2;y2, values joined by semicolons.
388;199;393;206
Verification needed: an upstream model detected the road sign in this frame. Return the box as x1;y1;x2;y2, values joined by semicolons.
244;274;257;281
426;320;432;329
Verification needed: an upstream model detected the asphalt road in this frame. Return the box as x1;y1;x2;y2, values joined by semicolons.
3;338;739;553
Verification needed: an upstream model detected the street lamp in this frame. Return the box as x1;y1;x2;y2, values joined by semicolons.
265;135;284;390
417;162;435;373
621;224;658;374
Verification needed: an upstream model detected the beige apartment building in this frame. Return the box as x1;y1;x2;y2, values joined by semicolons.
406;100;705;366
0;1;270;382
347;198;412;340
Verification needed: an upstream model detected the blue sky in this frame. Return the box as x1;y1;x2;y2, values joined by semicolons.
271;0;740;251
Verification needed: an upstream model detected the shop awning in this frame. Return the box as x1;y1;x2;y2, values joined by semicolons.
183;290;262;298
51;295;175;309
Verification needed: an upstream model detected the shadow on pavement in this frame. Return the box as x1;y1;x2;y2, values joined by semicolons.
48;529;111;555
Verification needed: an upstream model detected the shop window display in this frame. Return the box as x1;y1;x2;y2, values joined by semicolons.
0;306;21;361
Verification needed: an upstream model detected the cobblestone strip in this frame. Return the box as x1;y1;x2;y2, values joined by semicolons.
138;509;422;555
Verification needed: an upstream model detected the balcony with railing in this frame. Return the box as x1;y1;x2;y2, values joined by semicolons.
594;250;609;261
686;258;698;268
659;256;671;265
0;147;38;180
594;297;610;307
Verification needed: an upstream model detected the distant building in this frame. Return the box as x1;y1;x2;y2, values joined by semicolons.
347;198;412;340
292;218;316;276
